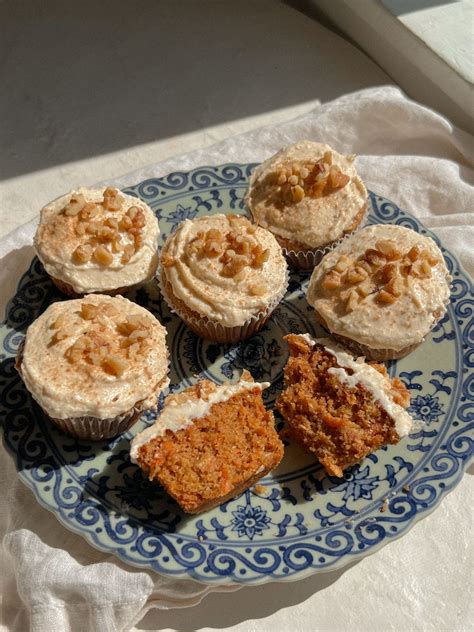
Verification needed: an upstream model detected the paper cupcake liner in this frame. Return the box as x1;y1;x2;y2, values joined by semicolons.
48;407;144;441
279;201;370;271
15;341;169;441
50;276;149;299
329;333;421;362
159;267;289;344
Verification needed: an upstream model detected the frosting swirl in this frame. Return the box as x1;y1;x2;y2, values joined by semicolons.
19;295;169;419
160;214;288;327
307;225;451;351
34;187;159;294
245;141;367;249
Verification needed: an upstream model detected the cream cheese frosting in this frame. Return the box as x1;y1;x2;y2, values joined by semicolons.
307;225;451;351
296;334;412;437
130;377;270;462
19;295;169;420
160;214;288;327
245;141;367;249
35;187;160;294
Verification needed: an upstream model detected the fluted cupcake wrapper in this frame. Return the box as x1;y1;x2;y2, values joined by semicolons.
15;340;169;441
48;407;144;441
50;275;151;299
159;266;290;344
281;203;369;271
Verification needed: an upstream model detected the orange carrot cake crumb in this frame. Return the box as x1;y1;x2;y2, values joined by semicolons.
130;371;283;513
276;334;412;477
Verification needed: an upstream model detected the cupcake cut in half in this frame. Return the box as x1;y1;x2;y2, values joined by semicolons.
276;334;413;478
130;371;284;514
245;141;368;269
16;295;169;440
307;224;451;361
35;187;160;296
159;213;288;343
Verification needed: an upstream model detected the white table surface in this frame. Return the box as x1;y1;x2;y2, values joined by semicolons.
1;2;472;631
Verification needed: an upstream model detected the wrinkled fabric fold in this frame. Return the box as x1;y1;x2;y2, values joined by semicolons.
1;86;473;632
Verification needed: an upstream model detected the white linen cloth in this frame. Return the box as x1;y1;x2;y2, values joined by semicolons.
1;87;473;632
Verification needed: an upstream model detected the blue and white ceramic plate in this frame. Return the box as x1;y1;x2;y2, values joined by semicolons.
1;164;473;584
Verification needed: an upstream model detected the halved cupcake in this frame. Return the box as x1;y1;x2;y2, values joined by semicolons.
16;295;169;440
159;214;288;343
276;334;413;477
130;371;284;513
34;187;159;296
245;141;367;269
307;224;451;360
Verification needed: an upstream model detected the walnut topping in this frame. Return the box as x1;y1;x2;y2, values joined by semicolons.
63;194;86;216
322;239;440;312
72;243;93;264
102;355;127;377
80;303;98;320
93;245;114;266
102;187;122;212
60;189;148;267
63;306;152;376
275;152;350;204
187;217;270;281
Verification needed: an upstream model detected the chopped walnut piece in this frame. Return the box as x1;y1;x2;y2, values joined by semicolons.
357;279;375;297
64;194;86;216
347;266;368;284
334;255;352;273
121;244;135;264
378;263;397;284
72;244;93;264
104;217;119;230
51;328;71;344
103;187;122;212
233;269;247;283
93;245;114;266
345;289;359;313
291;185;305;203
375;240;400;260
376;290;396;305
322;270;342;290
75;222;86;236
252;244;270;267
407;246;420;262
103;355;127;377
80;303;98;320
327;166;350;189
322;151;333;165
111;238;123;253
385;276;403;297
119;216;133;231
364;249;386;267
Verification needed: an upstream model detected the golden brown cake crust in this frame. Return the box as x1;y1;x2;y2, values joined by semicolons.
135;381;284;513
276;334;410;477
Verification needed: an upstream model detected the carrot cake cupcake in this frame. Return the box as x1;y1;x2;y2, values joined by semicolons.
16;295;169;440
307;225;451;360
34;187;160;296
131;371;284;514
276;334;413;477
159;214;288;343
245;141;367;269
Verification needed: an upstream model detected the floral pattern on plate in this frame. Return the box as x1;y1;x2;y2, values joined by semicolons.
0;164;472;584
